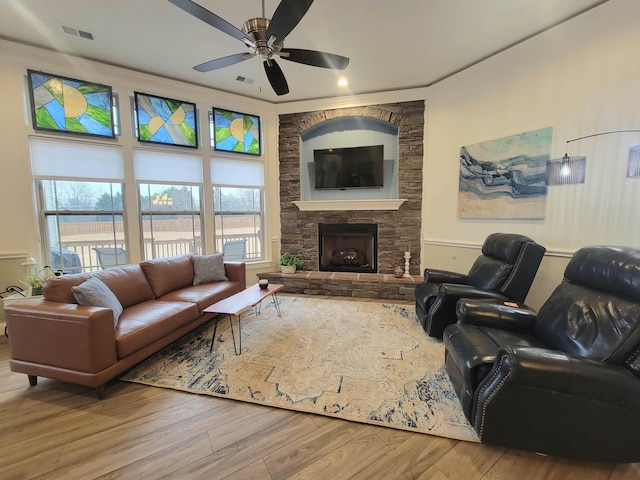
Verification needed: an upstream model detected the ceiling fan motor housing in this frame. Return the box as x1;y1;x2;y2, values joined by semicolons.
242;18;282;60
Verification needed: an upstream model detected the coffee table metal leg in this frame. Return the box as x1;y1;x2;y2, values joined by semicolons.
273;292;281;317
229;314;240;355
209;315;220;353
210;314;240;355
256;293;281;318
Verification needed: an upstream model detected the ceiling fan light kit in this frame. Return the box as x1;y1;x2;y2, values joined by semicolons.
168;0;349;96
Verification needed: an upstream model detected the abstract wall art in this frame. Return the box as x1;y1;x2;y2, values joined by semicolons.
134;92;198;148
213;107;261;155
27;70;115;138
627;145;640;178
458;127;552;219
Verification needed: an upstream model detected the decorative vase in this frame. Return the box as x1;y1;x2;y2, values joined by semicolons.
393;266;404;278
280;265;296;274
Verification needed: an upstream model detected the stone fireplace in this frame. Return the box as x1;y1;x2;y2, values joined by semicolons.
319;223;377;273
278;100;424;276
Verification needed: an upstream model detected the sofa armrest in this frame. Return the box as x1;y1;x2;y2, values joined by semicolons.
5;299;118;374
474;346;640;462
455;298;536;333
224;261;246;286
423;268;468;284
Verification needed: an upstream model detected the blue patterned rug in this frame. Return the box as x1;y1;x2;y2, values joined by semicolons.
121;295;478;442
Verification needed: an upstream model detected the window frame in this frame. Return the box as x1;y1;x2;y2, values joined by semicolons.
137;181;204;260
36;177;127;272
212;184;265;261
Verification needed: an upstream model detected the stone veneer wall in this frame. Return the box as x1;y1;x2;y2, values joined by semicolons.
278;100;424;275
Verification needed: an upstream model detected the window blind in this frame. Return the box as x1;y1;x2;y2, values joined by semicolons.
30;136;124;180
134;149;203;183
210;157;264;186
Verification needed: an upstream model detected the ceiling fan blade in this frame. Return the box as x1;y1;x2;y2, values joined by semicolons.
194;52;255;72
168;0;255;46
266;0;314;44
263;59;289;96
279;48;349;70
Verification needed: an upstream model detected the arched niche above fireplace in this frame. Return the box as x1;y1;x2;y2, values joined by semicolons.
299;116;399;202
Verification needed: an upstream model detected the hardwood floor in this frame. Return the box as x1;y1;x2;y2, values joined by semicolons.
1;331;639;479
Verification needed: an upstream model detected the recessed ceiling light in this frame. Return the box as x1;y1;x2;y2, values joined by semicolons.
337;77;348;87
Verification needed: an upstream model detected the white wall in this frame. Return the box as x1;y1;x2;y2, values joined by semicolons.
0;40;280;290
421;0;640;308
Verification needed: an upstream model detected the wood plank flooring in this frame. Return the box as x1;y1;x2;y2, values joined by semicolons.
1;319;639;479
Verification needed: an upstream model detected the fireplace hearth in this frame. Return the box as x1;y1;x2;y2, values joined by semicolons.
319;223;377;273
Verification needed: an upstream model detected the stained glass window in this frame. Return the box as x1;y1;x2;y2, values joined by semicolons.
27;70;115;138
134;92;198;148
212;108;261;155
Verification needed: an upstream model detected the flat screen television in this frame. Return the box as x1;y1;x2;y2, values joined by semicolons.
314;145;384;189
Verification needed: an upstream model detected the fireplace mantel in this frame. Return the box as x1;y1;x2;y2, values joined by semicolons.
293;199;407;211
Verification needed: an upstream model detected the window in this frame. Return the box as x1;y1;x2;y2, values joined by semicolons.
30;137;126;272
138;183;202;259
134;149;203;260
211;157;264;261
39;180;126;271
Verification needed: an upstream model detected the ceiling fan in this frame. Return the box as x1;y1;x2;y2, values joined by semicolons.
168;0;350;96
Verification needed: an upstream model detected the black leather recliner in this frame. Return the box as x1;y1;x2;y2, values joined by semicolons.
444;245;640;463
415;233;545;339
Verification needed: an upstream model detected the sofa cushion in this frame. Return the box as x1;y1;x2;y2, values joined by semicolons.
192;253;228;285
140;254;195;298
42;264;155;308
42;273;92;303
115;300;199;358
160;280;244;313
93;264;155;308
72;277;123;327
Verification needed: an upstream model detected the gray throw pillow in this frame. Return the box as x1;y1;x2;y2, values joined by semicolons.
72;277;123;328
192;253;229;285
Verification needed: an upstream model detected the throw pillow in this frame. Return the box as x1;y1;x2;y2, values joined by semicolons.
72;277;123;327
192;253;229;285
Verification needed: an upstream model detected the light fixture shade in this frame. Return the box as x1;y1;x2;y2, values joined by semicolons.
627;145;640;178
21;256;38;266
546;155;586;185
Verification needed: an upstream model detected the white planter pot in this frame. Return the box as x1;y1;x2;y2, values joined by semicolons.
280;265;297;274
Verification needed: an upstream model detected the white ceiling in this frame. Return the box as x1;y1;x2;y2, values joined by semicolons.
0;0;609;103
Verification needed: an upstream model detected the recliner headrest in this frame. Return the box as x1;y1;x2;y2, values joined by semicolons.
565;245;640;302
482;233;533;263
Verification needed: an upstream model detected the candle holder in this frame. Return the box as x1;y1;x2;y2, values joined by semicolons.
403;252;411;278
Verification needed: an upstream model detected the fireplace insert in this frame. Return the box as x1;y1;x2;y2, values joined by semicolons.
318;223;377;273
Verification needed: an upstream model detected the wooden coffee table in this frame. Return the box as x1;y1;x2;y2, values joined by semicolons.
203;283;283;355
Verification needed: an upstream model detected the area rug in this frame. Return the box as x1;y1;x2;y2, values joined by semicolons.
121;295;478;442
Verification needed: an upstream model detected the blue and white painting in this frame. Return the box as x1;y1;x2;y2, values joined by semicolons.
458;127;552;219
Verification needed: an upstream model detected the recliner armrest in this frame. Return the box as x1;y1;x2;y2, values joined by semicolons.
455;298;536;333
423;268;468;284
422;285;510;339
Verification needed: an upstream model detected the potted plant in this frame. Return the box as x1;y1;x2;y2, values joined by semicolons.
24;274;46;296
280;252;303;274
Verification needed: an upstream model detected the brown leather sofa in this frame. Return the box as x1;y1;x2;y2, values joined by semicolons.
4;254;246;398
